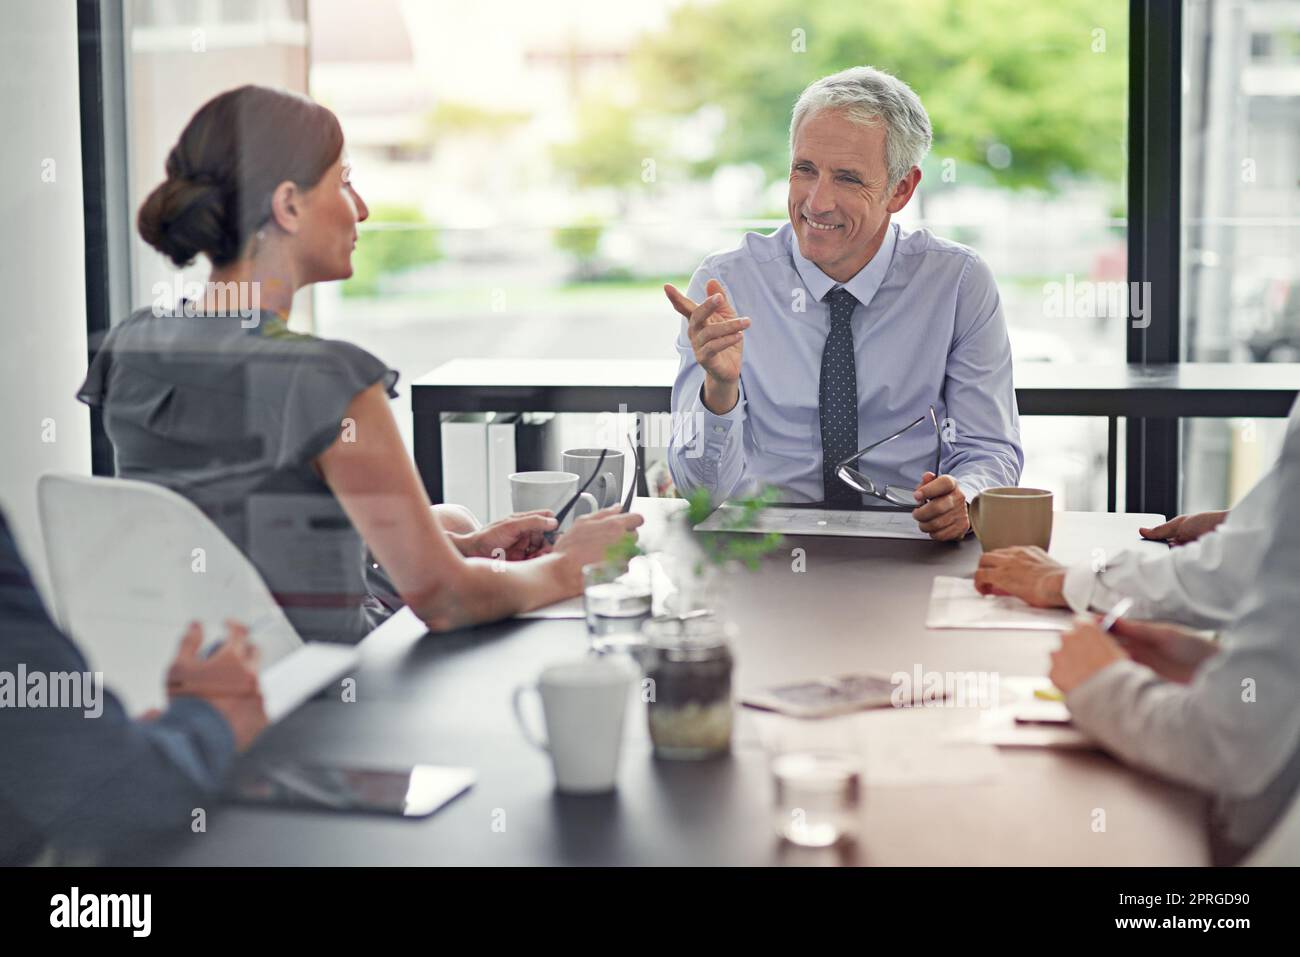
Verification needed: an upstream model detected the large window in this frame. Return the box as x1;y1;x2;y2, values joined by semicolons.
309;0;1130;509
113;0;1133;509
124;0;311;314
1181;0;1300;510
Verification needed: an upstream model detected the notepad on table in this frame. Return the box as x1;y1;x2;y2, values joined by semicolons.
966;676;1095;750
925;576;1076;631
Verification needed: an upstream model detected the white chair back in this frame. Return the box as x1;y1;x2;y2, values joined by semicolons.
36;473;303;714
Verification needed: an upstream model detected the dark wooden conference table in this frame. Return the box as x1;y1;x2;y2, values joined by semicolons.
140;500;1209;866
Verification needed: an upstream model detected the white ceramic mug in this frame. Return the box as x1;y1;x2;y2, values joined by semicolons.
512;657;636;793
562;448;625;509
509;471;597;530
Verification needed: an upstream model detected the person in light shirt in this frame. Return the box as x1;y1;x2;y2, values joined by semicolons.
1042;406;1300;862
973;396;1298;628
665;66;1023;540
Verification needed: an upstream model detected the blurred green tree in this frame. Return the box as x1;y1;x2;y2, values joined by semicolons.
426;101;531;139
552;217;607;281
550;98;654;190
343;205;442;298
555;0;1126;195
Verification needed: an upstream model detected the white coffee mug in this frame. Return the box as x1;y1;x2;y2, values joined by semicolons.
509;471;597;530
562;448;625;509
512;657;636;794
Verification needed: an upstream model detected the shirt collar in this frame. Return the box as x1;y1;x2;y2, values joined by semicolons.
790;220;899;308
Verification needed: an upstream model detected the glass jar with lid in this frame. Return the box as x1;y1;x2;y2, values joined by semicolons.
636;615;734;760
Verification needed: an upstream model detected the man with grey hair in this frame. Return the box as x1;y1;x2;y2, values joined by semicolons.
666;66;1022;539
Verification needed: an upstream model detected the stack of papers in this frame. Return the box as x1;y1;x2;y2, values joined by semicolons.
925;576;1076;631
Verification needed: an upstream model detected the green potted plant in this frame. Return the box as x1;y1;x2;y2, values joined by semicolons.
605;486;784;616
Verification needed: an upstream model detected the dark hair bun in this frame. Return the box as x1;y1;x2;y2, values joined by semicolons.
137;175;234;268
136;85;345;269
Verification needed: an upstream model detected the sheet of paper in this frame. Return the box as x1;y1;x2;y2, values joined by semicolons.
925;575;1076;631
747;708;1004;787
260;643;359;723
516;595;586;619
695;504;931;540
865;725;1006;785
948;676;1096;750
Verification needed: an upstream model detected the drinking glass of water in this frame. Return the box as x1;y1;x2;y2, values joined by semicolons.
771;751;861;847
761;715;864;847
582;560;653;651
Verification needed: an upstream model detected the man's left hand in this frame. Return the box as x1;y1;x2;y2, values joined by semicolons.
912;471;969;541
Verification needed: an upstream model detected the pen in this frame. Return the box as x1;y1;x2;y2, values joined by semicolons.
1034;597;1136;703
1097;596;1134;634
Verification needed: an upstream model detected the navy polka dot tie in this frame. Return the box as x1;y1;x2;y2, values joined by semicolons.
820;287;861;508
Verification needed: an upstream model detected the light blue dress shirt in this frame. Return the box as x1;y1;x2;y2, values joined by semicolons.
668;221;1023;505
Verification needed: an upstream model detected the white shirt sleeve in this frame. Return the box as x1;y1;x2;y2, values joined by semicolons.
1064;412;1300;848
1060;465;1279;628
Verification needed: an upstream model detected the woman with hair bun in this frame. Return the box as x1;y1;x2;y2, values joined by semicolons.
80;85;641;643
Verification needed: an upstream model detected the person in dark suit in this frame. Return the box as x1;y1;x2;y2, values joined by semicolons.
0;511;267;863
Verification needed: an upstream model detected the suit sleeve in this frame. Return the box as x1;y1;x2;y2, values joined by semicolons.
0;524;235;861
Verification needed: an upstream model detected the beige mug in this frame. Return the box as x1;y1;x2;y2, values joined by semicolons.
968;487;1053;552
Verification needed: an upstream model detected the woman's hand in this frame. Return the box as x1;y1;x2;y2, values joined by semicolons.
458;511;557;561
1049;616;1129;694
552;506;645;588
974;546;1068;608
1109;618;1221;684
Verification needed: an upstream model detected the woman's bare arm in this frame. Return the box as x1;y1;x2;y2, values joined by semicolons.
316;383;638;630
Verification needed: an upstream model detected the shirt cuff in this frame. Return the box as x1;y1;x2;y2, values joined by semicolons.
1062;563;1100;614
694;380;745;455
954;473;999;505
697;379;744;419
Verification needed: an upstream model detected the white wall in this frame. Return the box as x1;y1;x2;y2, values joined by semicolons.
0;2;92;597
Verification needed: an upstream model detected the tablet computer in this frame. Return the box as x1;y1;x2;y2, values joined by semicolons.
226;762;475;818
